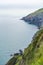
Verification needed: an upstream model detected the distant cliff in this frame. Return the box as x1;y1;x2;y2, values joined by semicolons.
22;8;43;29
6;29;43;65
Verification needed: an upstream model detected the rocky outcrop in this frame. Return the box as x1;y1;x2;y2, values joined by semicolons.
22;8;43;29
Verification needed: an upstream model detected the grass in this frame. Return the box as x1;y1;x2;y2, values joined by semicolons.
6;29;43;65
29;8;43;16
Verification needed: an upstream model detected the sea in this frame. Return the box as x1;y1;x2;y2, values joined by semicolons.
0;8;38;65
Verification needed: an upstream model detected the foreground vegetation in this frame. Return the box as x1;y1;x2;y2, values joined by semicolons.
6;29;43;65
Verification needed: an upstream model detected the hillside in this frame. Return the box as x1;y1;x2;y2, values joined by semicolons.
6;29;43;65
22;8;43;29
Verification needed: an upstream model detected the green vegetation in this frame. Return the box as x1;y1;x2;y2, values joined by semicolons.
29;8;43;16
23;29;43;65
6;55;22;65
6;29;43;65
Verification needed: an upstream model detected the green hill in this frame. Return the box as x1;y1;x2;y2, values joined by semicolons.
6;29;43;65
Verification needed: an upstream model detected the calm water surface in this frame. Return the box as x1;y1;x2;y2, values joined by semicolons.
0;10;38;65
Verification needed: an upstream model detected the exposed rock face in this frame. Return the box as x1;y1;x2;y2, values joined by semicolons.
22;8;43;29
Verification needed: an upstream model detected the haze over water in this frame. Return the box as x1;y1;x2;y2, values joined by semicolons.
0;8;38;65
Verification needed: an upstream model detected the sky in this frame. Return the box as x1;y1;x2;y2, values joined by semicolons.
0;0;43;5
0;0;43;9
0;0;43;17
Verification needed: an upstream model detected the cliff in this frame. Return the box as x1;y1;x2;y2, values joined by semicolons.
22;8;43;29
6;29;43;65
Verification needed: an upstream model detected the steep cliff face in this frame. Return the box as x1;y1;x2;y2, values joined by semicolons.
22;8;43;28
6;29;43;65
23;29;43;65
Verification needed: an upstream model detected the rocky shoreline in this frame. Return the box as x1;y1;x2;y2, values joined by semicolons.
21;8;43;29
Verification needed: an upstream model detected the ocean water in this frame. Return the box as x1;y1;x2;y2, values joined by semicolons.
0;9;38;65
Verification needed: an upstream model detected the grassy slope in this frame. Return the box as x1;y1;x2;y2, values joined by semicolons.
27;8;43;16
23;29;43;65
6;29;43;65
6;55;22;65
